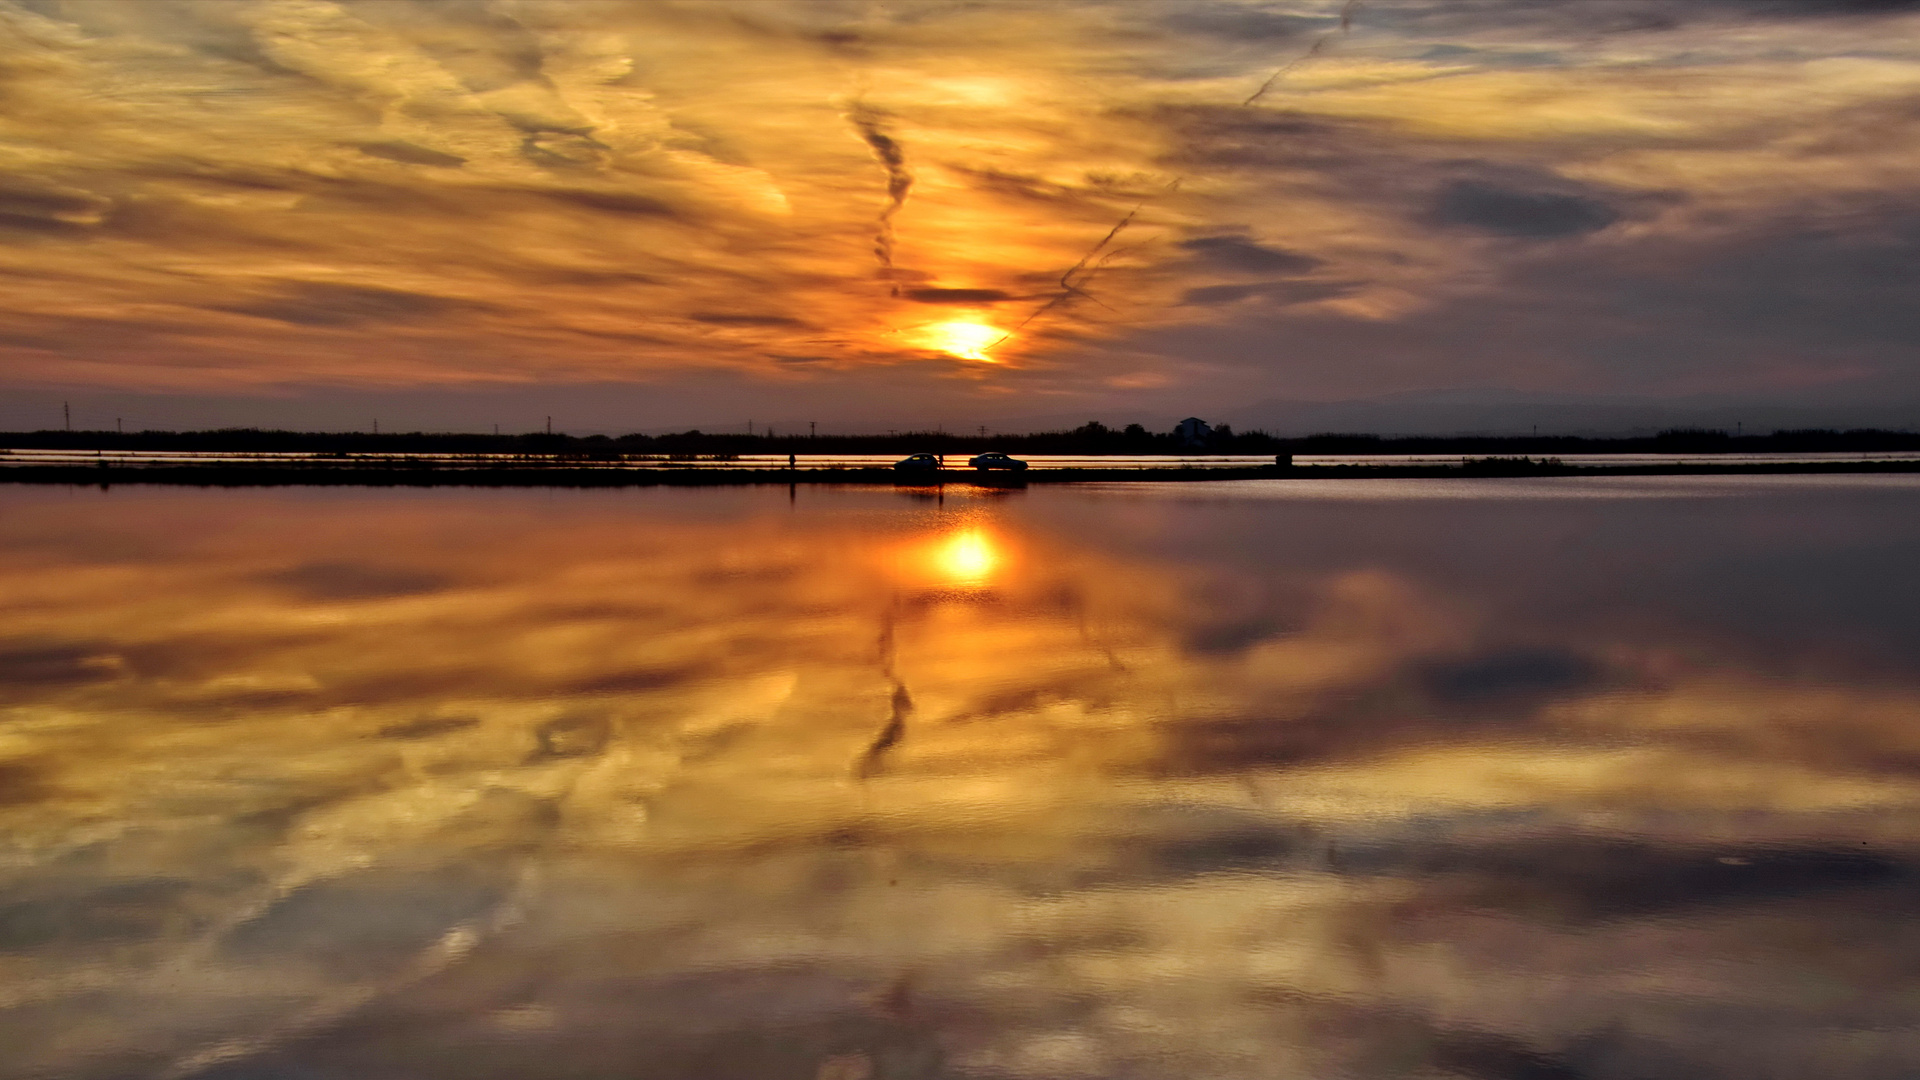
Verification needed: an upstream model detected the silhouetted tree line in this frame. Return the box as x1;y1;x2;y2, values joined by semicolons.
2;424;1915;456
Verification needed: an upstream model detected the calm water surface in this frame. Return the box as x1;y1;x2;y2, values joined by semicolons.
4;477;1920;1080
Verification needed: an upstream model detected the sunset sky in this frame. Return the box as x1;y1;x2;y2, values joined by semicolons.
3;0;1919;434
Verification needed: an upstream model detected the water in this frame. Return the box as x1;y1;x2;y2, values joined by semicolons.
3;477;1919;1079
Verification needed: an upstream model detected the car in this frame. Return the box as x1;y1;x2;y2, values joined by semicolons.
893;453;942;472
968;452;1028;471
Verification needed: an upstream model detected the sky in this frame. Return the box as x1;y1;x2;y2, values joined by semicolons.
2;0;1919;435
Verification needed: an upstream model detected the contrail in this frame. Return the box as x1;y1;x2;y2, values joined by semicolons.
990;202;1147;349
848;104;914;296
1244;0;1360;107
995;1;1360;350
1056;205;1144;310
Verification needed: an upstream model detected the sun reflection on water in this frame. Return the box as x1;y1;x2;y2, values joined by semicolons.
935;526;998;586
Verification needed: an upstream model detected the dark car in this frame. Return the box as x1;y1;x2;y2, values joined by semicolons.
968;452;1028;471
893;453;942;472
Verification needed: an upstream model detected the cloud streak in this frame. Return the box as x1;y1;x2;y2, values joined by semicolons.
846;104;914;295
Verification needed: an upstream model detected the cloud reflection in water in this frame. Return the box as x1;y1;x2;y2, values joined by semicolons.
0;480;1919;1079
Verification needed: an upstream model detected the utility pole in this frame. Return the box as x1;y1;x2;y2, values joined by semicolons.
373;419;378;435
116;418;122;434
63;401;70;431
810;421;816;439
546;416;552;435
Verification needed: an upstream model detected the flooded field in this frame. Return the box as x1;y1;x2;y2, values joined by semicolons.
3;477;1920;1079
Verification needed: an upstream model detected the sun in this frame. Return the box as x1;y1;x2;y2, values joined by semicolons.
924;320;1002;361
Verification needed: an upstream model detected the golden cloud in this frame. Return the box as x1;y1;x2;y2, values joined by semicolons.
0;0;1916;399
